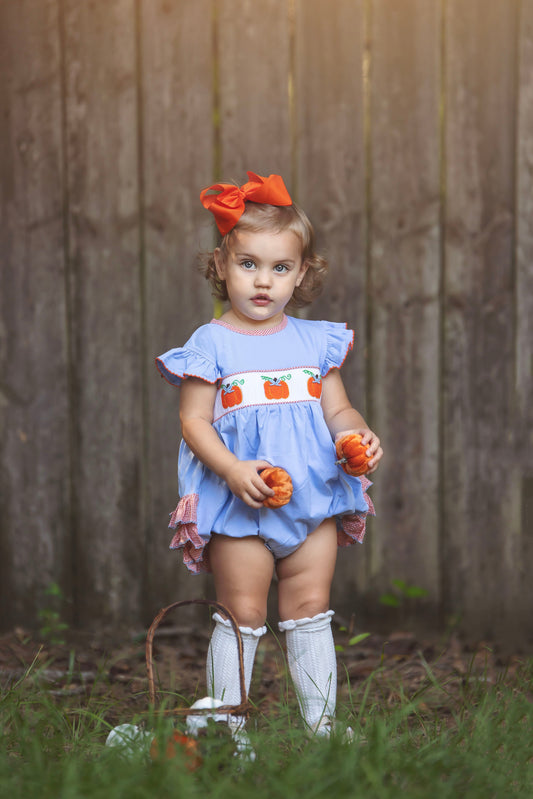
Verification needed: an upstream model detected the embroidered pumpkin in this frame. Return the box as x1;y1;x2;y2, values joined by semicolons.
260;466;293;508
304;369;322;399
262;375;290;400
221;379;244;408
150;731;202;770
335;433;371;477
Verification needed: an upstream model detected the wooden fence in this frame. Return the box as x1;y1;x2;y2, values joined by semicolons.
1;0;532;643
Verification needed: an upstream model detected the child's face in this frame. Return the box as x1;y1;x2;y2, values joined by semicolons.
214;229;308;328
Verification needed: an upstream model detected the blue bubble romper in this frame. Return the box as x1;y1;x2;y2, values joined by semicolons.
156;315;374;573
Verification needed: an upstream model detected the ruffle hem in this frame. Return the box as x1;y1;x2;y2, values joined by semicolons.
168;493;211;574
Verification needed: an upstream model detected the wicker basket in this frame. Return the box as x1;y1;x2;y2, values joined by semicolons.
145;598;251;719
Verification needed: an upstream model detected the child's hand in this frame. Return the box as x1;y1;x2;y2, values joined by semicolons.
335;428;382;474
225;460;276;508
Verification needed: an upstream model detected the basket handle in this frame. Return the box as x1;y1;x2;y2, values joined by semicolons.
146;599;248;711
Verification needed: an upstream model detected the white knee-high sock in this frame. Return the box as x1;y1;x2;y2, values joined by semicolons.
279;610;337;734
206;612;266;707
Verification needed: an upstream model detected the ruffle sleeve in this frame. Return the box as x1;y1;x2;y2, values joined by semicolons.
155;346;219;386
320;322;355;376
156;325;222;386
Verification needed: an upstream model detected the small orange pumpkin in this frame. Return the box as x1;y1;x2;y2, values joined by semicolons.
150;731;202;770
335;434;371;477
260;466;293;508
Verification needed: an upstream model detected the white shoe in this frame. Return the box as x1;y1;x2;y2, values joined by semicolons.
312;717;355;742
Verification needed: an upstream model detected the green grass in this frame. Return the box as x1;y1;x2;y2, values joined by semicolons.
1;652;532;798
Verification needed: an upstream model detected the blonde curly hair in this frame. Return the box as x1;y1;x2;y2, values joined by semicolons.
199;201;328;309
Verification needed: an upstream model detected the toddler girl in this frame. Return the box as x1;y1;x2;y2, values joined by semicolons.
156;172;382;738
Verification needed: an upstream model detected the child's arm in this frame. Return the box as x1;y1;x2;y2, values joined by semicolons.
320;369;383;473
179;377;275;507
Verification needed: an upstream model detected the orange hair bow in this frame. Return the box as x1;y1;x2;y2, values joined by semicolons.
200;171;292;235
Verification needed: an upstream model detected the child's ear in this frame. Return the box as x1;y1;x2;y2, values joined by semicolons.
214;248;226;280
295;261;309;287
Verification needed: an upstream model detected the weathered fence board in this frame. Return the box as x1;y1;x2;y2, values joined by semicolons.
63;0;145;626
517;3;533;440
443;0;520;638
0;0;72;626
293;0;369;610
513;0;533;630
217;0;292;180
141;0;215;612
368;0;442;614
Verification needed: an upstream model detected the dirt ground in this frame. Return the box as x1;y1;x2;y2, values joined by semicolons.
1;617;530;729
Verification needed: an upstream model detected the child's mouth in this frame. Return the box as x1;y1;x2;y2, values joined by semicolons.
251;295;271;306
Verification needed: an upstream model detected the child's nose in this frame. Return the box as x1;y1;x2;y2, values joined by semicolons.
254;267;272;287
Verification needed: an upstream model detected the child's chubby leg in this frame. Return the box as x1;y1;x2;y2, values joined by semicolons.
209;533;275;628
276;519;339;735
276;517;337;621
206;534;274;713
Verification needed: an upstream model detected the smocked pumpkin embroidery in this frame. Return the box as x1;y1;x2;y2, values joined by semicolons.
261;374;291;399
303;369;322;399
221;378;245;408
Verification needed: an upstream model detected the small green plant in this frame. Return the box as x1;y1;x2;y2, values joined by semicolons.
379;578;428;608
335;628;370;653
38;582;69;645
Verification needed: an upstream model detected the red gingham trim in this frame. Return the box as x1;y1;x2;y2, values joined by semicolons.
337;475;375;546
168;494;211;574
210;315;288;335
169;493;199;526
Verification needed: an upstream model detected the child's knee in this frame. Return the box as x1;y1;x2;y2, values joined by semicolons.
221;599;267;630
278;592;330;623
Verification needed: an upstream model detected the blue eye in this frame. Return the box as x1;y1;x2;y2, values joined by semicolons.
274;264;289;273
241;260;256;270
